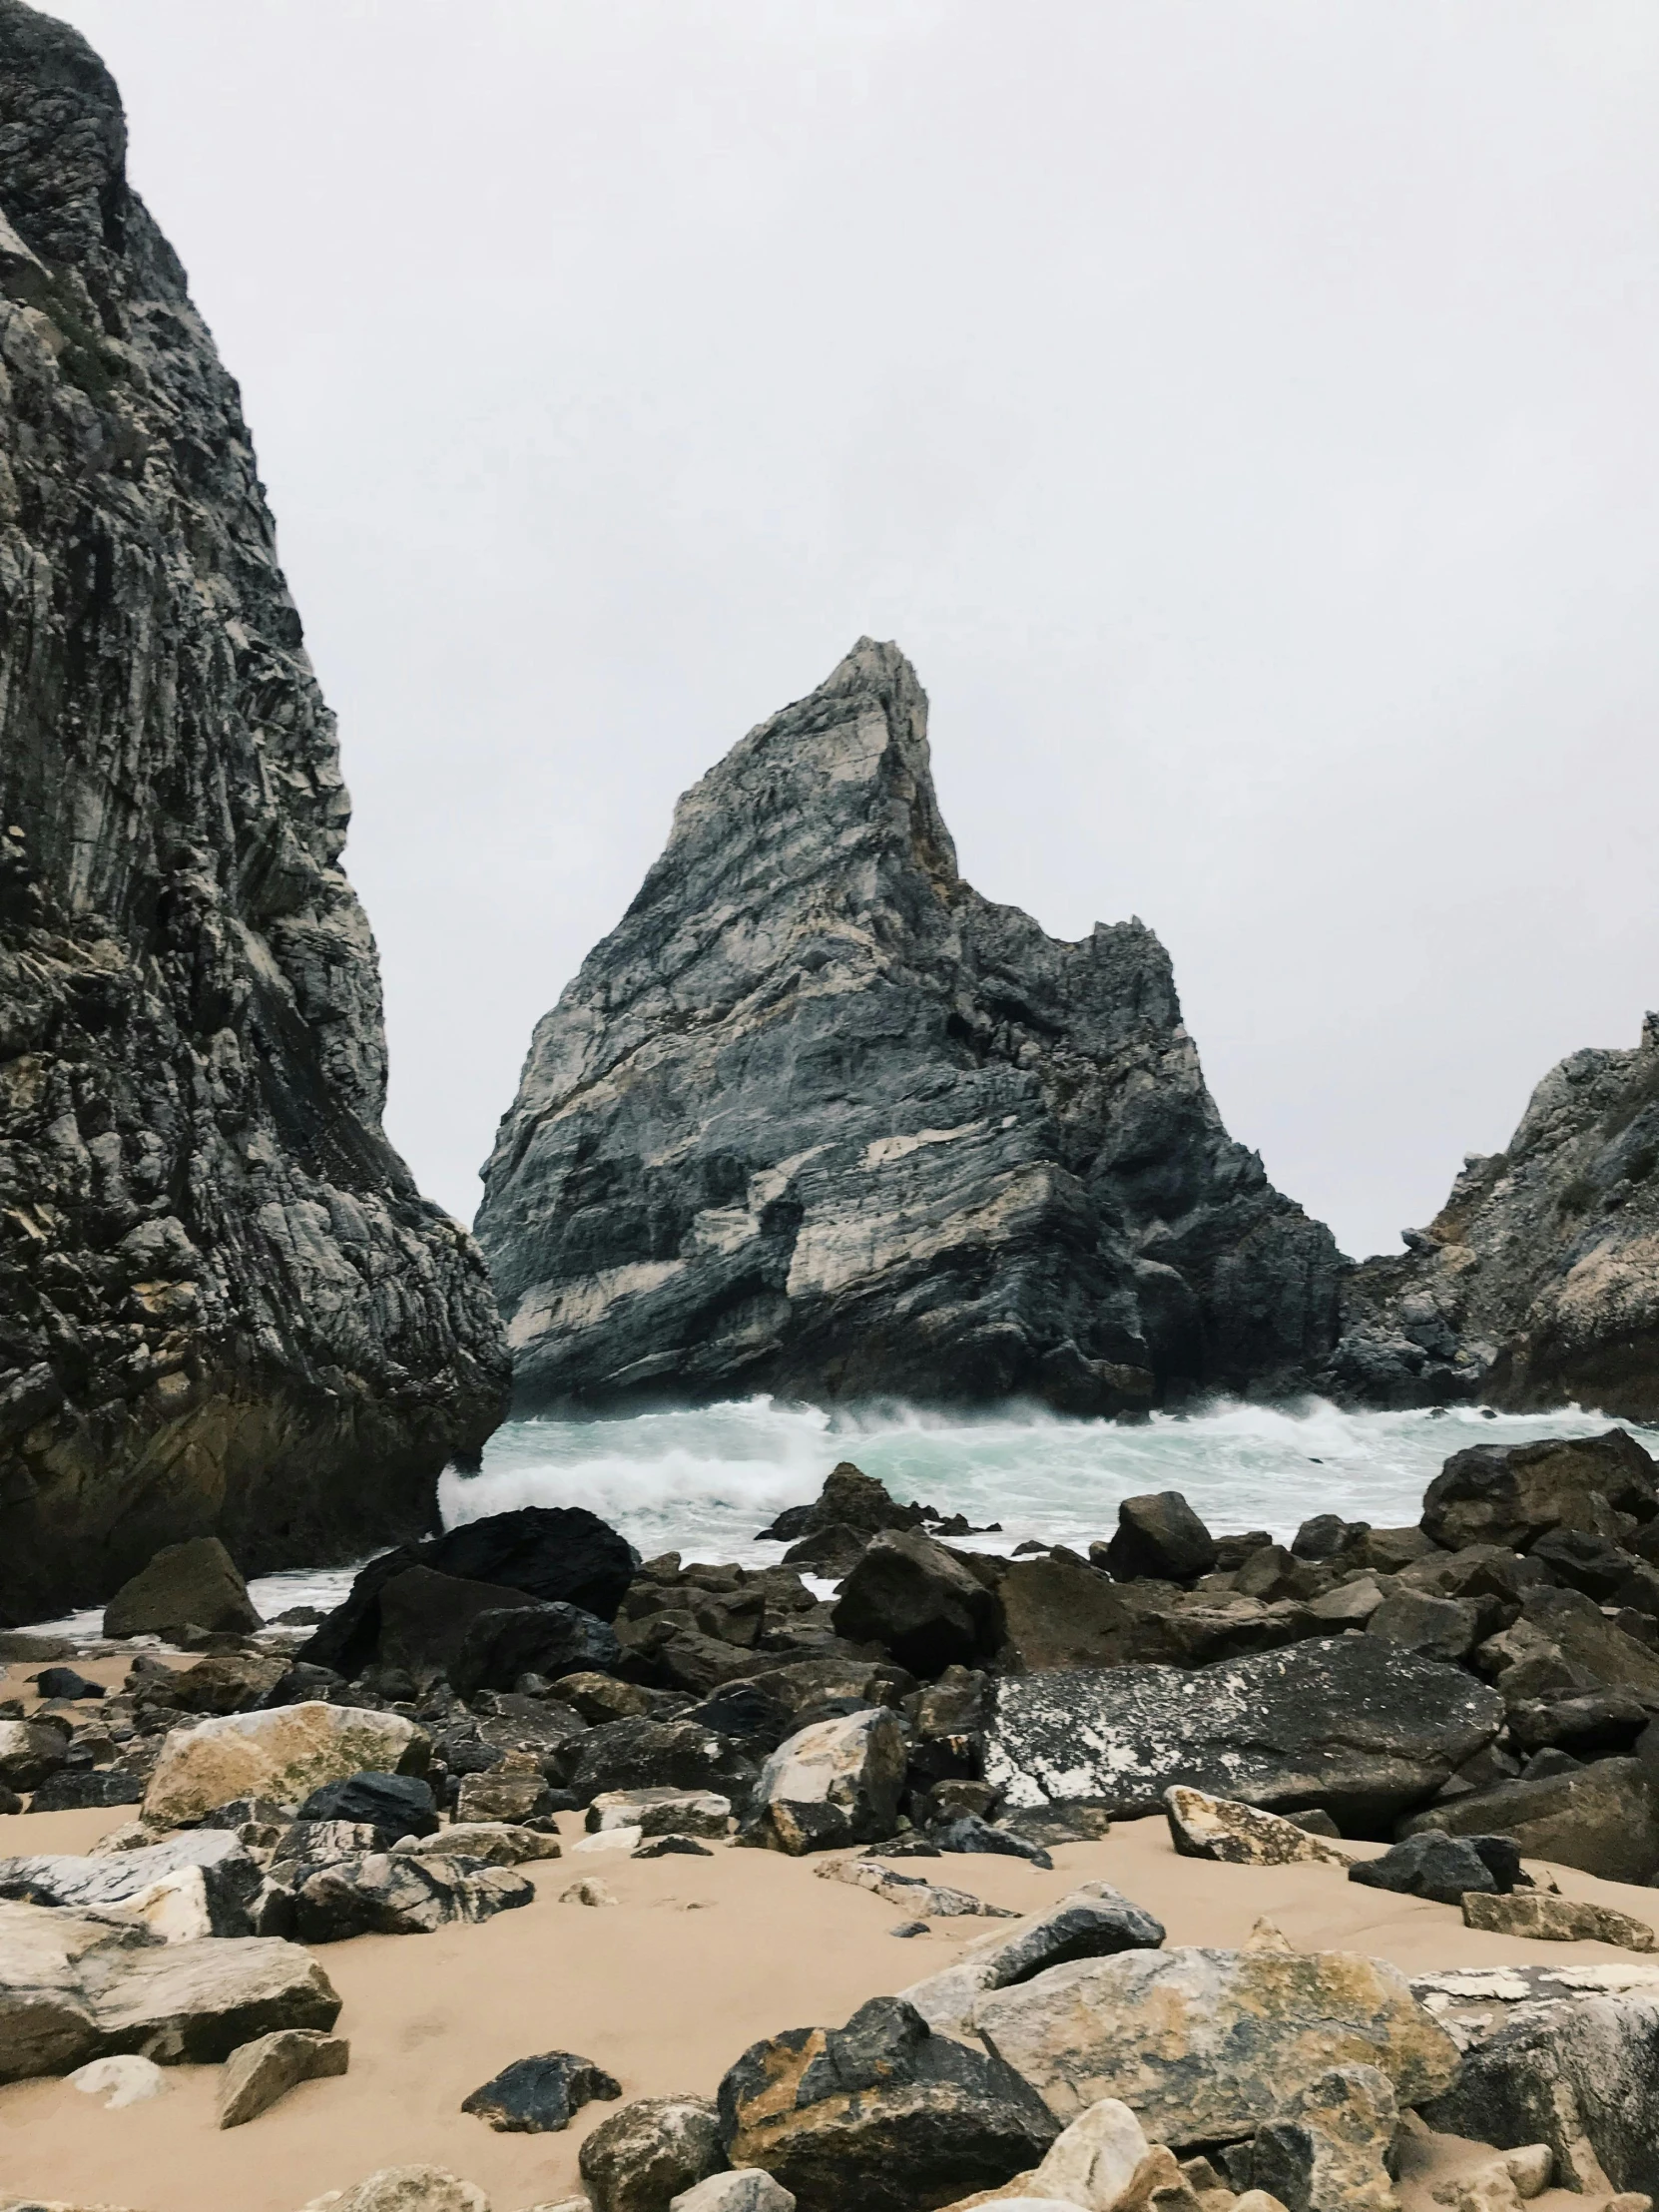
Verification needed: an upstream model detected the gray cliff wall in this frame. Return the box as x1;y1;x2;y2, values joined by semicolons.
1329;1013;1659;1419
477;639;1343;1414
0;2;510;1622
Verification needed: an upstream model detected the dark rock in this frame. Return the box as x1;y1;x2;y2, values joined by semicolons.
451;1603;623;1701
983;1636;1503;1833
374;1566;542;1681
745;1709;907;1855
1105;1492;1218;1583
1506;1689;1648;1757
288;1852;534;1940
474;640;1344;1419
995;1803;1116;1847
1520;1747;1583;1780
995;1556;1139;1672
579;2096;728;2212
1213;1531;1276;1569
294;1771;438;1840
135;1651;289;1717
930;1814;1052;1869
633;1834;712;1858
0;1720;69;1794
781;1526;871;1579
1399;1756;1659;1883
298;1506;639;1676
566;1717;760;1811
717;1993;1059;2212
26;1767;144;1812
1251;2063;1400;2212
1422;1991;1659;2197
831;1531;998;1677
1486;1584;1659;1701
1292;1514;1366;1563
1529;1527;1640;1601
758;1464;925;1543
1348;1830;1520;1905
462;2048;623;2132
0;3;510;1629
896;1886;1165;2036
1365;1589;1480;1664
1420;1430;1659;1550
103;1539;262;1641
257;1663;348;1710
34;1667;102;1701
1398;1542;1549;1605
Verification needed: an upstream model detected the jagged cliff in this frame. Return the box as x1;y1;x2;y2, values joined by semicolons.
477;640;1343;1413
0;2;510;1623
1330;1013;1659;1418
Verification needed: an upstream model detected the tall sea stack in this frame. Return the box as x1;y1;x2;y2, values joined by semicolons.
478;639;1343;1412
0;2;510;1622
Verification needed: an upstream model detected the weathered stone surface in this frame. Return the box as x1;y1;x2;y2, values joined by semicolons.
102;1539;261;1639
1488;1585;1659;1700
1328;1006;1659;1416
759;1463;926;1544
588;1788;732;1838
580;2096;728;2212
983;1639;1502;1830
718;1993;1059;2212
995;1558;1138;1674
1400;1757;1659;1884
0;4;509;1628
831;1531;998;1677
461;2048;622;2132
142;1702;423;1828
287;1851;532;1941
135;1650;288;1718
1349;1832;1519;1905
566;1717;758;1811
295;1771;437;1838
451;1601;623;1701
745;1709;906;1854
1419;1432;1659;1550
216;2026;348;2127
1461;1891;1656;1949
819;1858;1015;1919
373;1566;541;1681
1366;1590;1480;1665
899;1885;1165;2035
1506;1690;1649;1759
1165;1787;1352;1867
395;1823;561;1867
454;1762;555;1827
672;2174;797;2212
971;1945;1460;2141
1250;2064;1398;2212
0;1830;262;1936
475;640;1342;1416
1105;1494;1217;1583
299;1506;639;1675
1421;1992;1659;2198
0;1720;68;1793
320;2168;489;2212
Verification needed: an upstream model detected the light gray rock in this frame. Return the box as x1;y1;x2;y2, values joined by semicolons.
671;2175;796;2212
216;2026;348;2126
744;1709;906;1855
68;2052;167;2108
0;1832;262;1937
287;1852;533;1941
1164;1787;1353;1867
312;2169;489;2212
0;0;508;1629
142;1701;424;1829
983;1638;1502;1829
1327;1013;1659;1419
475;639;1343;1416
899;1884;1164;2034
580;2095;728;2212
818;1857;1016;1920
971;1943;1460;2143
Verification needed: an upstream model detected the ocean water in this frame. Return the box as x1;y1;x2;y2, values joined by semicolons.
35;1394;1658;1638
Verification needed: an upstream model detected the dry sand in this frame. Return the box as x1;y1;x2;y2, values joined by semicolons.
3;1794;1658;2212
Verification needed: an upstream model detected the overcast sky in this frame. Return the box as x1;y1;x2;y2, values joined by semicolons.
52;0;1659;1260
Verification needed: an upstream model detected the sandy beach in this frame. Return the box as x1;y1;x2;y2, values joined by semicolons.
3;1790;1656;2212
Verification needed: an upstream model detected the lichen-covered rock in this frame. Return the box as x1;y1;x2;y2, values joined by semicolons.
1461;1891;1656;1950
982;1639;1502;1829
718;1994;1060;2212
1164;1787;1352;1867
971;1944;1460;2142
1250;2064;1399;2212
1327;1014;1659;1418
744;1709;908;1854
476;639;1342;1416
142;1702;424;1828
0;1;509;1626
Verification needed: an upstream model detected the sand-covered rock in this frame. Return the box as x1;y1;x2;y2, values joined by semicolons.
972;1944;1460;2140
285;1852;533;1942
1460;1890;1655;1949
142;1702;425;1828
460;2048;621;2134
718;1993;1059;2212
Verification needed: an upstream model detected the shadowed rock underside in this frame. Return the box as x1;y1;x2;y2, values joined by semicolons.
0;3;509;1621
478;640;1342;1415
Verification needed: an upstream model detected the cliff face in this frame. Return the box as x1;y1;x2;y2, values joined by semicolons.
0;2;510;1622
1329;1014;1659;1419
477;640;1342;1414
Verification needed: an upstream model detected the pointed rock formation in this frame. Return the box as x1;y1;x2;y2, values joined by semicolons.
1331;1013;1659;1417
0;2;509;1622
477;640;1341;1413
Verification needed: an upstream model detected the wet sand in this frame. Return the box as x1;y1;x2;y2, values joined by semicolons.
2;1798;1657;2212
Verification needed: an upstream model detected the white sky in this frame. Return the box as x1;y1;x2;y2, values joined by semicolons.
49;0;1659;1260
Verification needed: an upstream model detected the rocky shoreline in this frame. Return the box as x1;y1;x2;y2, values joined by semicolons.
7;1426;1659;2209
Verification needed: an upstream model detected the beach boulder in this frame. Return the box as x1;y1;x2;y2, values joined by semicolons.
451;1602;623;1700
566;1717;761;1812
1249;2063;1400;2212
1460;1891;1655;1949
971;1944;1459;2142
374;1565;542;1680
982;1638;1502;1830
217;2026;349;2127
995;1557;1138;1673
0;1719;70;1795
718;1994;1060;2212
1399;1757;1659;1884
286;1852;533;1941
295;1772;438;1839
461;2048;622;2132
321;2168;490;2212
1165;1788;1352;1868
899;1884;1165;2035
0;1831;264;1938
1348;1831;1519;1905
142;1703;426;1829
744;1709;907;1854
832;1532;999;1678
1104;1493;1218;1583
580;2095;728;2212
1421;1431;1658;1552
102;1537;262;1640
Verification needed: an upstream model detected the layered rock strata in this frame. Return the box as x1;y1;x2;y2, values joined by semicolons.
477;640;1342;1413
0;2;509;1621
1329;1013;1659;1416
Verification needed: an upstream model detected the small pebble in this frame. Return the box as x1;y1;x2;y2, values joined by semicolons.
559;1878;618;1907
888;1920;931;1938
